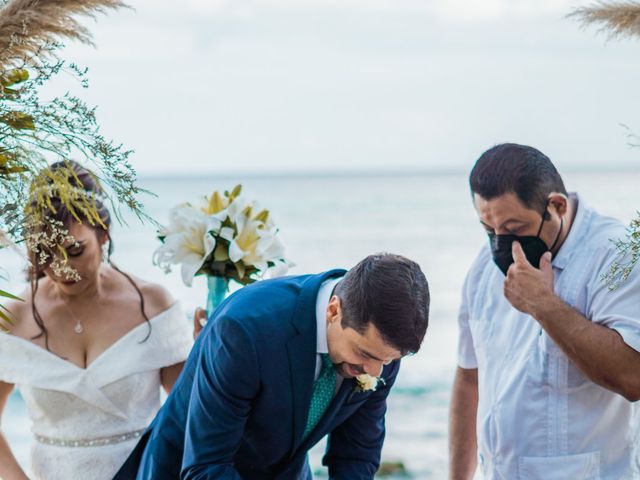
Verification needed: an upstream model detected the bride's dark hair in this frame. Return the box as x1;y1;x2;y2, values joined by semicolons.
26;160;151;350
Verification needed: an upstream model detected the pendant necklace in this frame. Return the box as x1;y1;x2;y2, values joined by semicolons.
58;288;100;334
73;318;84;334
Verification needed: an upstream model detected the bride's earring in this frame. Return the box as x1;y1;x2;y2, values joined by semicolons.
101;241;109;262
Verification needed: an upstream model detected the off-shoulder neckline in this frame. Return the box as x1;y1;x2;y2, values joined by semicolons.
0;302;181;371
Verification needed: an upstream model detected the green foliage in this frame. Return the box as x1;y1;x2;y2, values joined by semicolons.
0;288;21;331
0;53;149;243
569;5;640;286
0;0;147;298
604;215;640;289
377;461;410;477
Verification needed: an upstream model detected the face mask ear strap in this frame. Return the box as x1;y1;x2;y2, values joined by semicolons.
536;196;555;237
541;195;566;251
549;217;564;253
535;208;547;237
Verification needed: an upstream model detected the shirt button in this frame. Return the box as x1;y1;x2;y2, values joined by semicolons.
479;454;484;465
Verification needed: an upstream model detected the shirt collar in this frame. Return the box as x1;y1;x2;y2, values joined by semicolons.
315;277;343;354
552;192;592;270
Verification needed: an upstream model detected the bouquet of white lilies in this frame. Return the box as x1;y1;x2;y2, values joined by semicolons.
153;185;290;288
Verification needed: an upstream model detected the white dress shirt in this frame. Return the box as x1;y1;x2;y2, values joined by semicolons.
315;277;344;392
458;194;640;479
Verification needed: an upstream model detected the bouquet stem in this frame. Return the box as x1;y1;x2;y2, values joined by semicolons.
206;275;229;315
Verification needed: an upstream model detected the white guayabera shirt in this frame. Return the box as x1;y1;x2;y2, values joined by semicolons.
458;194;640;480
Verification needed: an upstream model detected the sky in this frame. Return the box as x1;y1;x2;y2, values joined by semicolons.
45;0;640;175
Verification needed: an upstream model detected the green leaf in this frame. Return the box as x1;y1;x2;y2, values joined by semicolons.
1;111;36;130
0;165;29;175
0;312;11;331
0;289;23;301
0;289;20;329
0;87;20;98
0;69;29;87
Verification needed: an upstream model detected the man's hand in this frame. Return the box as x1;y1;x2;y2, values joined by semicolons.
193;307;207;340
504;241;555;316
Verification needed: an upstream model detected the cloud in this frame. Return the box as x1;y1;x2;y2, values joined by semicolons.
131;0;251;16
73;0;583;62
132;0;578;20
49;0;640;175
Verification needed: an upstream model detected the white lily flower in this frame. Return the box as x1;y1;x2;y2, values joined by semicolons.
226;195;250;219
228;207;287;271
155;185;291;287
153;204;221;286
228;213;262;266
265;259;291;279
219;226;235;242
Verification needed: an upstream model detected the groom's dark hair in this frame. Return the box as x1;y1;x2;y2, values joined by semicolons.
335;253;429;355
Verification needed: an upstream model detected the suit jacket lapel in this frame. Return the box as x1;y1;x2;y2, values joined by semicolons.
286;269;346;455
286;325;315;453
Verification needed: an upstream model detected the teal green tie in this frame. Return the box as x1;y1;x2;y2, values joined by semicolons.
303;354;336;440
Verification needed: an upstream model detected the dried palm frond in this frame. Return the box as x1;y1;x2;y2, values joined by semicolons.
569;1;640;39
0;0;128;69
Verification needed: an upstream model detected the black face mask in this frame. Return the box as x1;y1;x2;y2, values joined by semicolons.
489;209;563;276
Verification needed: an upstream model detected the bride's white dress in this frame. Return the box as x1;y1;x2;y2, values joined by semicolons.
0;302;192;480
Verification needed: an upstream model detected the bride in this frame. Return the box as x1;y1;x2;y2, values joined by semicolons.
0;161;195;480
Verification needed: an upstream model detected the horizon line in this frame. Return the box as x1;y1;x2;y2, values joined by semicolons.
136;164;640;180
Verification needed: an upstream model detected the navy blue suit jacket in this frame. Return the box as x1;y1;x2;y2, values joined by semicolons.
114;270;400;479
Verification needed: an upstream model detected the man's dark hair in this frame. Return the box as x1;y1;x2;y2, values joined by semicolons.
469;143;568;213
335;253;429;355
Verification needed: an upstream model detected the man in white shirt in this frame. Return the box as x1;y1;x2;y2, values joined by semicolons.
449;143;640;480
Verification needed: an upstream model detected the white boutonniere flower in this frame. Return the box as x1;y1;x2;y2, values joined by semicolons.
354;374;385;393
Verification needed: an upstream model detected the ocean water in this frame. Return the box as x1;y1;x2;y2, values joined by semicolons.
1;170;638;478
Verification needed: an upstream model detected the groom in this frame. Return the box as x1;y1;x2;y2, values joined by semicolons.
115;253;430;479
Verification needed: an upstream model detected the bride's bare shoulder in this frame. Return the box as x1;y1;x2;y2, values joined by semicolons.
120;273;174;319
1;283;48;339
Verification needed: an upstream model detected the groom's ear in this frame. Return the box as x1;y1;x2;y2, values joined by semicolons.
326;295;342;325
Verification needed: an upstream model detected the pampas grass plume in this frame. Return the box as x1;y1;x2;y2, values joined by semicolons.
569;1;640;39
0;0;128;68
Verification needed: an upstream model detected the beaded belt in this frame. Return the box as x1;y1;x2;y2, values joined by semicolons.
34;428;145;448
